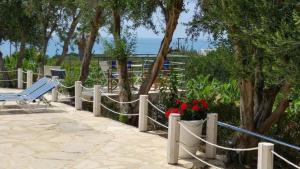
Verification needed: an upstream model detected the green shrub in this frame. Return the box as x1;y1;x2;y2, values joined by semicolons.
185;46;234;82
271;89;300;145
186;75;240;124
4;48;40;72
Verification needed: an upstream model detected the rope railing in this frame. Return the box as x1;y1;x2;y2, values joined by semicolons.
146;99;165;115
170;61;185;65
178;121;258;152
0;79;18;82
100;103;139;116
33;72;42;76
147;116;168;129
57;91;75;99
80;97;94;103
217;121;300;151
179;145;223;169
271;150;300;169
103;94;140;104
57;81;75;89
0;70;17;73
80;83;94;91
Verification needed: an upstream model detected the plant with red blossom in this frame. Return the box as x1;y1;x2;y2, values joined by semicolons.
165;99;209;120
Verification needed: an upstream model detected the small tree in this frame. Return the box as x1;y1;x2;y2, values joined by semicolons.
188;0;300;164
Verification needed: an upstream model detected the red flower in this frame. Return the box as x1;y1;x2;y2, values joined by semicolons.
192;105;200;111
192;100;198;105
200;99;208;109
165;110;171;119
180;102;188;111
176;99;182;105
165;107;181;119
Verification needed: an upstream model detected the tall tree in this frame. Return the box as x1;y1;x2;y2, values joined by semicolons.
78;0;103;82
138;0;184;95
27;0;63;75
103;0;156;116
103;0;133;116
188;0;300;164
15;1;40;69
0;0;16;86
56;0;81;65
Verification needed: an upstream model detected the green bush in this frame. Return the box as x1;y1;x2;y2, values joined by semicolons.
271;89;300;145
186;75;240;124
185;46;234;82
4;48;40;72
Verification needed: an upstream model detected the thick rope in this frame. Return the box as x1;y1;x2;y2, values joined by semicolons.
98;88;106;93
170;61;185;65
103;94;139;104
80;83;94;91
146;99;165;115
0;79;18;82
58;82;75;89
80;97;94;103
178;122;258;152
179;145;223;169
271;150;300;169
57;91;75;99
0;70;17;73
147;116;168;129
100;103;139;116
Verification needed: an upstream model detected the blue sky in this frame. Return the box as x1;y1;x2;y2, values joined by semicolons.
100;1;207;39
1;1;211;56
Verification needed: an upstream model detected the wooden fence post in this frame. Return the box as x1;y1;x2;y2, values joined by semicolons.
257;142;274;169
17;68;23;89
75;81;82;110
93;85;101;116
206;113;218;158
138;95;148;132
26;70;33;88
108;69;112;93
167;113;180;164
51;76;59;102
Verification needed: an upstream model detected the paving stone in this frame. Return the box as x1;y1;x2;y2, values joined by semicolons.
0;88;195;169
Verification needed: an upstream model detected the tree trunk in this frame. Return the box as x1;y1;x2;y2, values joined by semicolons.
111;9;132;119
38;36;50;78
77;33;86;61
79;6;102;82
38;20;57;77
229;45;292;166
56;13;80;66
138;0;184;95
16;33;26;69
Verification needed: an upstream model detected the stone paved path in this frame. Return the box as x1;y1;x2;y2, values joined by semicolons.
0;88;193;169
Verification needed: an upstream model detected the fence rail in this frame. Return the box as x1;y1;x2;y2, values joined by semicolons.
217;121;300;151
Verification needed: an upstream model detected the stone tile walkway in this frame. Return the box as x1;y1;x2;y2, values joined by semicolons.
0;88;194;169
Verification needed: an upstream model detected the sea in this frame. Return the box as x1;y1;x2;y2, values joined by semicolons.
0;37;213;57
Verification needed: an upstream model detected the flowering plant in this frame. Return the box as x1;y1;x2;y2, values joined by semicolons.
165;99;209;121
